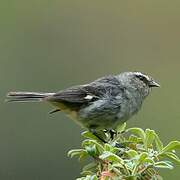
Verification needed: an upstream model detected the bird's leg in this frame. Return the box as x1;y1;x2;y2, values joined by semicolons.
103;129;116;140
107;129;125;148
109;129;117;140
90;129;107;143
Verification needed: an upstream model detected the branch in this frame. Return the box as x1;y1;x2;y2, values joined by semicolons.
68;123;180;180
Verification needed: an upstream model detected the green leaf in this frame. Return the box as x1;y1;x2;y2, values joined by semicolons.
112;167;122;175
138;152;148;164
77;175;98;180
90;175;98;180
111;162;124;169
161;141;180;153
128;135;142;143
125;161;134;170
145;129;155;150
104;143;112;151
116;122;127;133
70;129;180;180
85;145;97;157
76;178;84;180
154;132;163;152
127;127;146;143
83;162;98;172
104;143;120;154
82;139;104;154
79;151;89;161
99;151;124;164
80;171;94;176
82;131;102;142
82;130;107;143
143;157;155;165
126;149;138;158
67;149;86;158
132;152;150;174
155;161;174;169
162;152;180;163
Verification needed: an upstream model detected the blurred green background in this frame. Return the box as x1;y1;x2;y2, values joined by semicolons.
1;0;180;179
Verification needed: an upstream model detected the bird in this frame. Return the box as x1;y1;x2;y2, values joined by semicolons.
6;72;160;133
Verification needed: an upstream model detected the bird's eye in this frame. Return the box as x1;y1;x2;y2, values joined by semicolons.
135;74;144;80
135;74;149;84
138;75;145;81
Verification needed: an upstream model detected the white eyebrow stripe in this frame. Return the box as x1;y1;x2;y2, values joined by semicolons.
134;72;150;81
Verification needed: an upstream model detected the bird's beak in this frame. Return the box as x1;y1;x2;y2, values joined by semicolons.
149;80;160;87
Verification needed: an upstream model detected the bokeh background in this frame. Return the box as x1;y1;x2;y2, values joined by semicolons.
1;0;180;179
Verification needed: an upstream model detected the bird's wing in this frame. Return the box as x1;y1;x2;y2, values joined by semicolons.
46;76;121;111
46;85;103;104
46;85;105;112
47;75;121;103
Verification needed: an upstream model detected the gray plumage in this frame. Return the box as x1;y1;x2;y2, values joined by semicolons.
6;72;160;130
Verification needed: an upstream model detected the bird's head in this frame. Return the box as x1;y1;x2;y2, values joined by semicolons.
119;72;160;98
132;72;160;88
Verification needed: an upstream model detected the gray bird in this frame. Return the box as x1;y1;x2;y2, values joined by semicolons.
6;72;160;132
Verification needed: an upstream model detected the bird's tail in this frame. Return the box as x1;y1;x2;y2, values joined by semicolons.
6;92;55;102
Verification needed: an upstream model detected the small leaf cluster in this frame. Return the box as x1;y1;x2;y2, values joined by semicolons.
68;123;180;180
